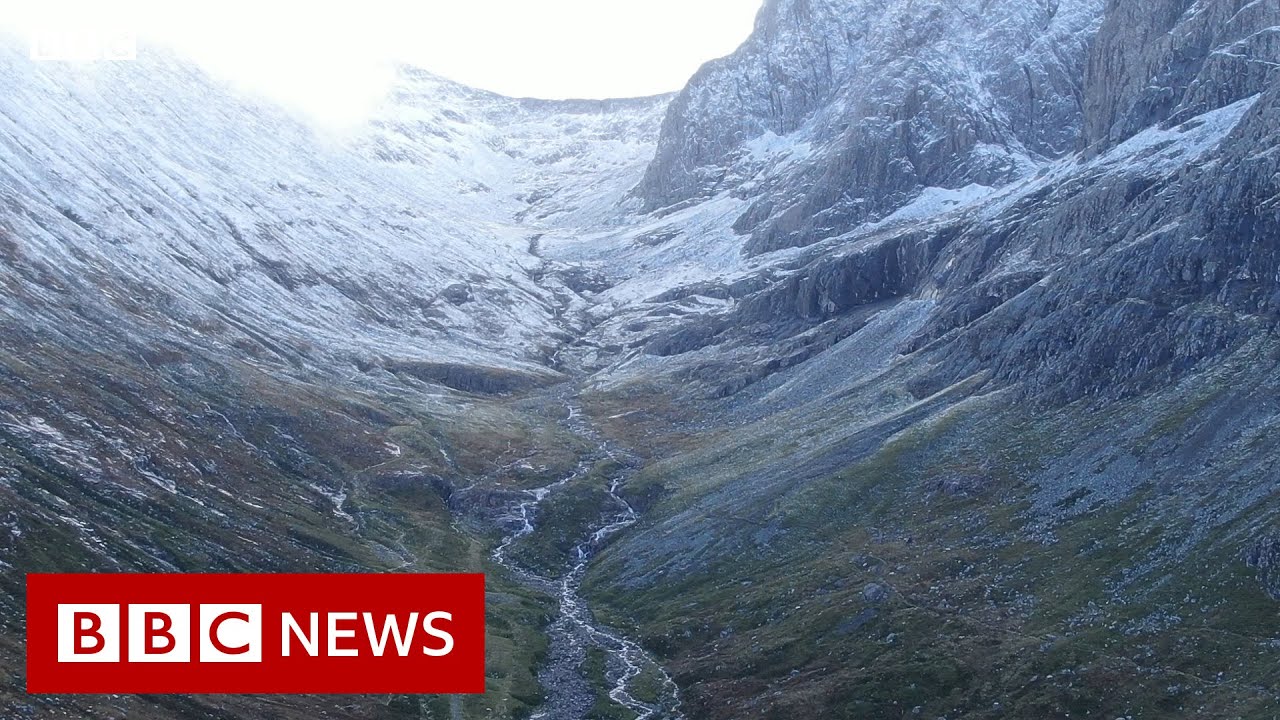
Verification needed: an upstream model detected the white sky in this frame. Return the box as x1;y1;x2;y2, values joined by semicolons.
5;0;762;125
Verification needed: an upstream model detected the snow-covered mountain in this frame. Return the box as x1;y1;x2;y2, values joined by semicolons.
4;0;1280;718
0;34;668;718
637;0;1101;251
0;34;666;391
549;0;1280;406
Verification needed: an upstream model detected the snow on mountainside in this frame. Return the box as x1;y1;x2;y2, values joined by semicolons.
636;0;1104;253
3;0;1280;715
0;34;666;390
540;0;1280;399
0;38;670;718
540;0;1110;331
364;69;667;231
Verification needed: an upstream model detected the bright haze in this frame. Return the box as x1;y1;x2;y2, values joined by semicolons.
6;0;762;126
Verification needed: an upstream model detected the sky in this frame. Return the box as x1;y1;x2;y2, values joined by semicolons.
6;0;762;126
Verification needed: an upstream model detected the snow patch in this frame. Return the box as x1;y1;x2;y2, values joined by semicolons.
869;184;998;228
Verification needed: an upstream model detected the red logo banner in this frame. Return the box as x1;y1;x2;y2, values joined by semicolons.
26;574;485;694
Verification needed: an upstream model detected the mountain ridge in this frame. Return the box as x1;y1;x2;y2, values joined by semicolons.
3;1;1280;718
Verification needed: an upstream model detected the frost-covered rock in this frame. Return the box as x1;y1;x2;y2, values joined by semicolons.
1083;0;1280;152
636;0;1103;254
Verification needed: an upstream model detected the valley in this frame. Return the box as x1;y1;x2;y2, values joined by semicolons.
3;0;1280;717
489;396;682;720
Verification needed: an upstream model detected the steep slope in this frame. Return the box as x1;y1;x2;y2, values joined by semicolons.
364;68;667;231
1084;0;1280;150
636;0;1102;254
557;1;1280;718
0;34;668;719
0;49;530;376
5;1;1280;718
0;36;670;389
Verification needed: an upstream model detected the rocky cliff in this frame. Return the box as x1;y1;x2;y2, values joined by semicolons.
636;0;1103;254
564;2;1280;718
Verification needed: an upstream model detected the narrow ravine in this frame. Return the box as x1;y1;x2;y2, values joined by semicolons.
491;402;683;720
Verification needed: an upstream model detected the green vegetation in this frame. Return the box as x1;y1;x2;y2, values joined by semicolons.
581;377;1280;720
507;458;626;576
0;341;573;719
582;647;639;720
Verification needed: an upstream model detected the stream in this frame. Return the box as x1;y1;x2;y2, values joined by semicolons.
491;404;683;720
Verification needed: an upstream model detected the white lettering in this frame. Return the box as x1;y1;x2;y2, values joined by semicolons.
281;612;319;657
327;612;358;657
421;611;454;657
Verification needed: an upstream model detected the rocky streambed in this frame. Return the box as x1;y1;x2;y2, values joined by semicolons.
490;404;683;720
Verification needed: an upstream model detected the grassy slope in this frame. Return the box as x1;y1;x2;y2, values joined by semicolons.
581;347;1280;719
0;333;576;720
506;457;627;577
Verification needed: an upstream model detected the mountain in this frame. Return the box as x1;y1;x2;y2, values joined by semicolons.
0;39;668;387
3;0;1280;718
637;0;1100;253
560;0;1280;717
0;34;666;718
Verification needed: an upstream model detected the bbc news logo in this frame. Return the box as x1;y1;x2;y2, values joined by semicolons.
27;574;485;694
29;27;137;62
58;604;268;664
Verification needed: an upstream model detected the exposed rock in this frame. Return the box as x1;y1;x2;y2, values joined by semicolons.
557;266;615;294
440;282;474;305
637;0;1103;253
1245;535;1280;601
863;582;891;604
1083;0;1280;152
643;320;725;357
384;360;560;395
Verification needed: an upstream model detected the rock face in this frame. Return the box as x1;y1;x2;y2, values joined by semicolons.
636;0;863;206
920;86;1280;403
634;0;1280;259
1246;535;1280;600
636;0;1103;254
561;3;1280;718
1083;0;1280;151
588;0;1280;407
